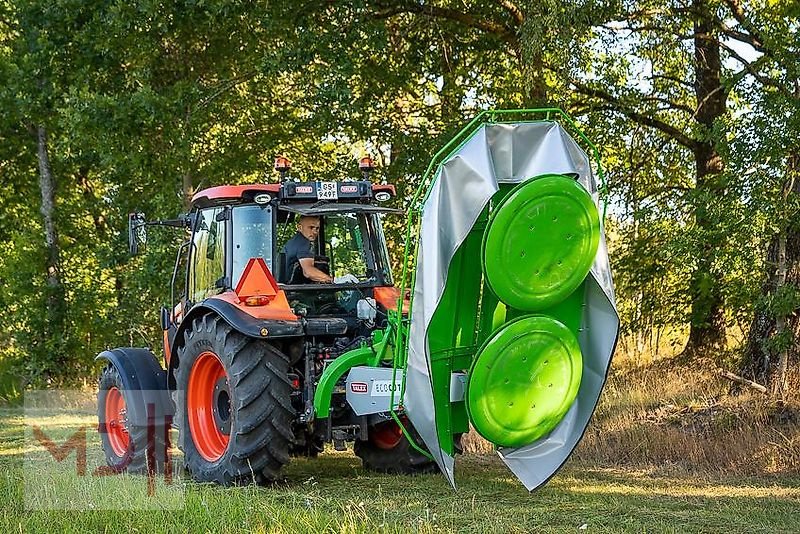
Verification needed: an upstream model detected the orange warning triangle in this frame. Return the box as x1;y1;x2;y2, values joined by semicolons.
235;258;279;300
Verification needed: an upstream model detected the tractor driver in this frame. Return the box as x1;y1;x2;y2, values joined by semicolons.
283;215;334;284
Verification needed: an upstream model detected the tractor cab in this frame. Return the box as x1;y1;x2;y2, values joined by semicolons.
183;170;402;322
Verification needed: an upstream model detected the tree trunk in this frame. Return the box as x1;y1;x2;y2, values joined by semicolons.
36;125;68;376
77;168;107;236
182;170;193;210
439;41;461;123
741;151;800;396
684;0;728;356
772;230;790;397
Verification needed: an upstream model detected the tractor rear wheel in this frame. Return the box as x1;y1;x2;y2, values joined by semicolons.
174;313;294;485
354;418;437;474
97;365;169;474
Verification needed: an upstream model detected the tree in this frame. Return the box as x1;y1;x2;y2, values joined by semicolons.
718;0;800;397
560;0;742;358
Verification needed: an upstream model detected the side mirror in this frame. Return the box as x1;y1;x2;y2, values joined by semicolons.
184;212;197;232
128;212;147;255
159;306;171;331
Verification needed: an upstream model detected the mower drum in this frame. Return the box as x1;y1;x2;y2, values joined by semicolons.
466;315;582;447
482;174;600;311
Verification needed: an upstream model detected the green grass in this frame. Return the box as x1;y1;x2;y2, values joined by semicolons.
1;408;798;533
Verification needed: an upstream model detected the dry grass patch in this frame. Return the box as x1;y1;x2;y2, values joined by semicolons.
463;354;800;478
574;357;800;476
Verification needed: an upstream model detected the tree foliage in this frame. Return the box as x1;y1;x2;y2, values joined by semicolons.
0;0;797;396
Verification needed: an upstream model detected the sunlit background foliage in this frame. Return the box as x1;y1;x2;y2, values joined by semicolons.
0;0;797;397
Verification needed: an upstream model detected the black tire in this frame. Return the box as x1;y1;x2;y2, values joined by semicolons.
174;313;294;485
97;365;170;475
354;419;438;474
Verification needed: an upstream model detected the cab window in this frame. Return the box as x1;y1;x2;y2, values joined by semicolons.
190;208;226;302
232;205;273;288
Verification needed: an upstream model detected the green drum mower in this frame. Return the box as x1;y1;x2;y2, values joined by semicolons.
394;109;619;490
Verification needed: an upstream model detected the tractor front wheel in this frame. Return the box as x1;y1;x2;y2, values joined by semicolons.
174;313;294;485
353;418;438;474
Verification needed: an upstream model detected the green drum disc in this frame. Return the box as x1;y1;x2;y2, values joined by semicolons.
483;174;600;311
466;315;582;448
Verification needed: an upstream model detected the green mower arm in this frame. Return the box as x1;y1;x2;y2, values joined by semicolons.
312;327;393;418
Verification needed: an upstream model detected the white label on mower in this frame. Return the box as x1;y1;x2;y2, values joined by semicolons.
317;181;338;200
371;379;403;397
346;366;403;415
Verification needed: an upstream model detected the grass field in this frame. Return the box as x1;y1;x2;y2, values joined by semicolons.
1;403;799;533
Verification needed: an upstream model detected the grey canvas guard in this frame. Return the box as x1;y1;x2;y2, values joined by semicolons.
403;121;619;490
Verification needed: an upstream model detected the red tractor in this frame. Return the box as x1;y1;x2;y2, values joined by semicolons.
96;157;432;484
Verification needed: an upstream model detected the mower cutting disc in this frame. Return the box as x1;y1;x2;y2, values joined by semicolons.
466;315;582;448
483;174;600;311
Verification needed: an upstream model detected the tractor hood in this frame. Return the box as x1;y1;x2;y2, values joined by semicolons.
403;119;619;490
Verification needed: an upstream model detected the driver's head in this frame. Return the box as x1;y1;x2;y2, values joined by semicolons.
298;216;321;241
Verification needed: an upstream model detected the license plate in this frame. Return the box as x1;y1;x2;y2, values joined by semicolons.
317;181;338;200
371;378;403;397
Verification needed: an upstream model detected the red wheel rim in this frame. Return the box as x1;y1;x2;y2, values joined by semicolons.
188;351;230;462
371;421;403;450
104;386;130;457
